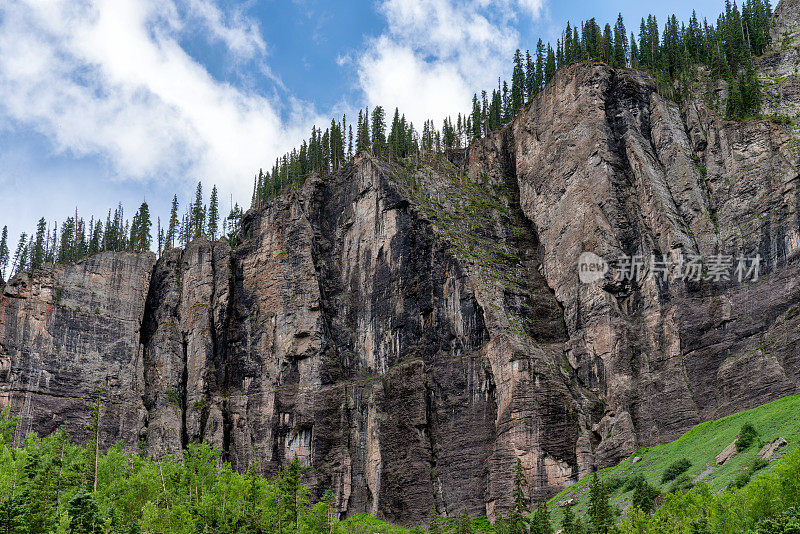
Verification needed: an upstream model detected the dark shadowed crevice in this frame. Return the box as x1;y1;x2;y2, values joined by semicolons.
180;332;188;451
219;251;238;463
201;243;219;442
423;371;442;515
497;128;569;343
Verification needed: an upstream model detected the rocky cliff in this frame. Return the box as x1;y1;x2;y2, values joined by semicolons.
3;3;800;525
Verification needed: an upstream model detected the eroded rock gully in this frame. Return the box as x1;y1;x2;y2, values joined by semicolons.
3;17;800;525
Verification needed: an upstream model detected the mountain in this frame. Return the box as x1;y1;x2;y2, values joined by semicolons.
3;1;800;526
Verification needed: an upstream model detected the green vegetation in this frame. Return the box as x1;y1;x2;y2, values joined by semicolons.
548;394;800;529
660;458;691;483
1;393;799;533
630;475;660;515
738;421;760;451
619;450;800;532
0;404;334;534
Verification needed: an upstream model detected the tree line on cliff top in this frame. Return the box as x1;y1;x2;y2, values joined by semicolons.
250;0;773;207
0;0;776;282
0;182;242;282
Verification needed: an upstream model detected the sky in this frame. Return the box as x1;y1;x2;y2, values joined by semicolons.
0;0;724;254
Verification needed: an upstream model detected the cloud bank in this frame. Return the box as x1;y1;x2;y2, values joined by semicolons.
0;0;318;201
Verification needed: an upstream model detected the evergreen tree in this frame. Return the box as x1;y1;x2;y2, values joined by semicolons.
0;226;8;280
130;202;151;253
525;50;535;99
631;476;660;514
741;61;762;117
427;506;441;534
535;39;545;92
88;219;102;256
471;94;482;140
191;182;205;240
565;22;574;64
588;472;613;534
356;109;371;153
166;195;179;249
602;23;613;63
556;38;564;68
11;233;27;277
510;459;530;534
157;218;163;256
456;510;472;534
502;81;511;122
630;32;639;68
584;19;602;60
613;14;628;67
561;505;576;534
371;106;387;156
225;203;243;246
727;73;744;119
511;49;525;116
544;45;556;85
58;218;76;264
32;218;47;271
0;494;26;534
65;490;102;534
530;502;552;534
208;186;219;241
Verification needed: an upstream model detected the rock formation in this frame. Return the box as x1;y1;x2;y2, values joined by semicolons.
2;1;800;525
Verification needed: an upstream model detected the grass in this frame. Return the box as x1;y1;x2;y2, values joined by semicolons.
383;153;549;340
546;394;800;526
338;512;496;534
338;513;411;534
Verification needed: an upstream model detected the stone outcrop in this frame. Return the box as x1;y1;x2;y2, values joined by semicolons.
3;2;800;525
758;436;788;459
716;441;738;465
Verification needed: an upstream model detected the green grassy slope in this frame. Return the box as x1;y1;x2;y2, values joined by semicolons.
547;395;800;524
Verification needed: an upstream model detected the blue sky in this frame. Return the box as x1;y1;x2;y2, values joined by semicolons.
0;0;723;257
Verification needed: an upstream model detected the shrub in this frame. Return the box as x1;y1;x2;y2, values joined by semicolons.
732;471;751;489
736;423;759;452
661;458;692;483
668;473;694;494
748;506;800;534
623;474;646;493
750;457;769;474
604;476;625;493
631;477;660;514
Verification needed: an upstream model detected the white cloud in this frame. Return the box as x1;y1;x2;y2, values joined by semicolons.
0;0;319;204
516;0;544;19
186;0;267;59
356;0;545;129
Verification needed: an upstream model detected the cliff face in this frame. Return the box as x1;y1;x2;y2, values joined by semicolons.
3;5;800;525
509;62;800;472
0;252;154;446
